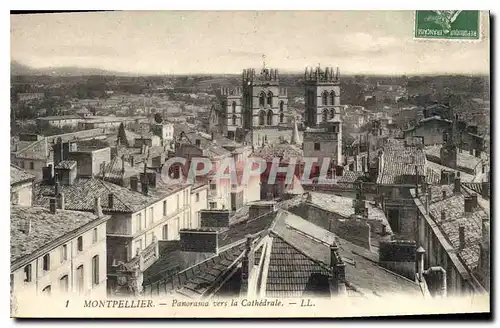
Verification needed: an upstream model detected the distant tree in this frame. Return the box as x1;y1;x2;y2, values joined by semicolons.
154;113;163;124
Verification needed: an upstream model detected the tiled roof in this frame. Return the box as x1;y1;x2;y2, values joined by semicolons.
426;161;475;183
462;182;489;198
263;234;331;298
13;138;50;161
251;144;303;162
271;210;422;297
175;126;232;159
10;164;35;185
425;145;482;171
102;156;145;184
377;142;427;185
218;212;277;248
336;171;365;184
37;115;81;121
169;242;246;298
427;184;488;271
34;176;186;213
142;241;214;286
55;160;77;170
10;205;107;264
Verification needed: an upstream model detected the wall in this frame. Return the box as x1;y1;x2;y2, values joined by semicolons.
250;128;293;147
68;148;111;177
10;181;33;207
191;187;208;229
289;203;372;250
379;240;417;280
11;221;107;298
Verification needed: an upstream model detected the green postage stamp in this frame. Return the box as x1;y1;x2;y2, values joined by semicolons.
414;10;480;40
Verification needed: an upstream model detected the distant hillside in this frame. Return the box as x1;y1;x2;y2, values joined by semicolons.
10;61;132;77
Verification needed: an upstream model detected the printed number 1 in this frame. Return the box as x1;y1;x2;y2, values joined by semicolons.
65;300;69;308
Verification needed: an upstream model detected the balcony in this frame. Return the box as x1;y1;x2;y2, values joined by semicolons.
125;236;159;272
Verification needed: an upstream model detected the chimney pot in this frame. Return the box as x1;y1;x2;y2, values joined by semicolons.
49;198;57;214
58;192;65;210
459;226;465;250
108;193;114;209
94;197;103;218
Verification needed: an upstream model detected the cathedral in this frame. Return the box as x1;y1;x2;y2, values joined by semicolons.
209;62;342;152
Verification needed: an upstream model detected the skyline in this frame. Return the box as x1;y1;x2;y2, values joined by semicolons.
11;11;490;76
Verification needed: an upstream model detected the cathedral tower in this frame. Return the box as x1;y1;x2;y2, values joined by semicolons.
304;65;341;127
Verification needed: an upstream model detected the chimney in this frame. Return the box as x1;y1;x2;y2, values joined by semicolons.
441;210;446;221
416;246;425;281
454;177;461;194
179;229;219;253
458;226;465;250
49;198;57;214
464;196;474;213
481;181;489;199
108;193;114;209
130;156;135;168
42;164;53;183
58;192;65;210
470;194;478;208
442;190;446;199
200;209;230;228
141;180;149;195
55;179;60;197
94;197;103;218
121;155;125;174
130;176;139;192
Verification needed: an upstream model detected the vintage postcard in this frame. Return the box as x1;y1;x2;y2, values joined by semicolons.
9;10;490;318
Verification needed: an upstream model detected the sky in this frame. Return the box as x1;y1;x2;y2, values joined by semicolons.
10;11;490;75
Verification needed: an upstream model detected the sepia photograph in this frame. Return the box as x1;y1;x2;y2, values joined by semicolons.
8;9;490;318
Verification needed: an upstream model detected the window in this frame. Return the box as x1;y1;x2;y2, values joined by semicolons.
322;91;328;105
24;264;32;282
42;254;50;271
322;109;328;122
330;91;335;105
77;236;83;252
92;255;100;286
60;275;69;292
149;208;154;226
162;224;169;240
20;161;25;169
259;92;266;107
209;202;217;209
92;228;98;244
231;101;236;113
76;265;84;294
30;162;34;170
258;110;266;126
314;143;321;151
267;110;273;125
136;213;142;232
42;285;51;295
134;240;142;256
280;113;285;123
149;232;155;245
210;183;216;190
163;200;167;216
279;101;284;112
60;244;68;263
196;193;200;202
267;92;273;107
232;115;237;125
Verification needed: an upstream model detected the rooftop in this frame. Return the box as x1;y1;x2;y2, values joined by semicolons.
251;144;303;162
55;160;77;170
425;145;482;172
34;176;188;214
10;205;108;265
37;115;81;121
377;140;427;185
424;184;488;272
10;164;35;185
